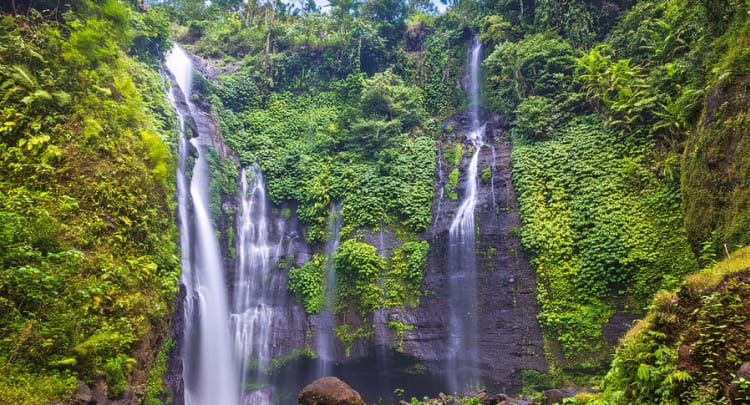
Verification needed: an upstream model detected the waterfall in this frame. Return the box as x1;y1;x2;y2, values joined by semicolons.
446;37;484;393
166;45;240;405
316;202;343;377
490;146;497;217
434;147;445;227
230;165;282;405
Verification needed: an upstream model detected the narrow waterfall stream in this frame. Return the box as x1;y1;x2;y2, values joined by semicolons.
446;38;484;392
316;202;343;377
166;45;240;405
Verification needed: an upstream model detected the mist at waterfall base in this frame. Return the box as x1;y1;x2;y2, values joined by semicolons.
164;39;492;403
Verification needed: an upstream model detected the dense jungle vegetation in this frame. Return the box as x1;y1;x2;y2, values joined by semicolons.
1;0;749;402
0;0;176;403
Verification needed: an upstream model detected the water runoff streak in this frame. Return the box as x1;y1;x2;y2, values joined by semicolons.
316;202;343;377
166;45;240;405
446;38;485;393
231;165;286;404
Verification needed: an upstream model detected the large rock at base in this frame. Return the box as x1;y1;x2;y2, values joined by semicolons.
536;388;594;405
298;377;365;405
727;362;750;404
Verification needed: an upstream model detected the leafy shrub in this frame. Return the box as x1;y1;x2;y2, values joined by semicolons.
334;239;384;316
484;33;579;121
217;73;261;112
512;95;562;141
0;9;178;401
288;255;325;314
512;116;696;365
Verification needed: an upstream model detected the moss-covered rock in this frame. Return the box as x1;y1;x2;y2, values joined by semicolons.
588;246;750;404
682;56;750;255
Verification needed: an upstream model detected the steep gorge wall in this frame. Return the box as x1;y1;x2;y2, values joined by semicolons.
166;47;547;401
682;74;750;254
396;113;547;393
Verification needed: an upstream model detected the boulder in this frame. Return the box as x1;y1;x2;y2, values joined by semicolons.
727;362;750;404
298;377;365;405
73;382;94;404
538;388;590;405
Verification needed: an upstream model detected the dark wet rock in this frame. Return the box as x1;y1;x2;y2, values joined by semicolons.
69;377;137;405
603;312;640;346
537;388;594;405
73;382;94;404
482;393;511;405
727;362;750;404
298;377;366;405
396;115;548;393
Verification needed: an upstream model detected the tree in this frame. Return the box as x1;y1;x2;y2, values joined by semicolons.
343;70;427;153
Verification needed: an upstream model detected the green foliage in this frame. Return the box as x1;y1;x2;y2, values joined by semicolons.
0;7;178;401
532;0;596;48
288;254;325;314
512;116;697;366
128;8;172;66
217;73;261;112
418;28;468;117
0;365;78;404
576;46;658;135
346;69;428;154
334;239;384;316
387;320;414;352
386;240;429;308
521;369;556;395
334;323;374;357
402;241;429;289
446;167;459;201
512;95;562;141
103;355;134;398
205;148;238;224
479;14;509;49
267;348;317;373
594;247;750;404
480;166;491;185
488;0;750;378
681;16;750;254
446;142;464;166
448;167;459;188
144;337;174;405
484;33;580;123
220;77;435;243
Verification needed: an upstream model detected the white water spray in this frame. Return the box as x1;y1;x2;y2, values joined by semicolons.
166;45;240;405
230;165;283;405
446;37;484;393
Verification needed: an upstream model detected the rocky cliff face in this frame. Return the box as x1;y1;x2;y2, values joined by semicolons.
166;51;547;402
164;90;313;401
393;112;548;393
682;75;750;254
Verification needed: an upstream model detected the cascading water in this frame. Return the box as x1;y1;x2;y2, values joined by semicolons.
166;45;240;405
230;165;281;405
434;148;446;227
446;38;484;393
316;202;343;377
490;146;497;215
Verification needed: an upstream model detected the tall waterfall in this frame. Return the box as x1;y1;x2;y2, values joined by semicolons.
166;45;240;405
446;38;484;392
231;165;287;405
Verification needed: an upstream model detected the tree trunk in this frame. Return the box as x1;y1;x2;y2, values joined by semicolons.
263;5;275;75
